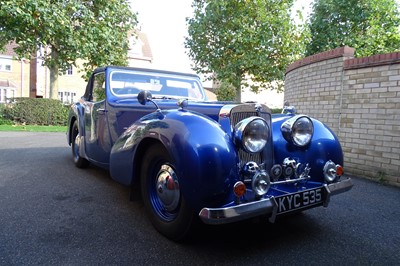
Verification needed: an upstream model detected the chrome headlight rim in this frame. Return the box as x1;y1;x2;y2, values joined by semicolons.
234;116;269;153
281;115;314;147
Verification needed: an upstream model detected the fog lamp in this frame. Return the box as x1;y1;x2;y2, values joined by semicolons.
323;160;338;183
251;170;271;197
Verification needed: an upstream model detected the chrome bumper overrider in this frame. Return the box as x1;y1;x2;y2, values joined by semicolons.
198;178;353;225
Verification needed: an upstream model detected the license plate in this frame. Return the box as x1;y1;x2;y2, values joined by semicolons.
275;188;324;214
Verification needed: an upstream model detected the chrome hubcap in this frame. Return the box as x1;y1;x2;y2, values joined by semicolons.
156;164;180;212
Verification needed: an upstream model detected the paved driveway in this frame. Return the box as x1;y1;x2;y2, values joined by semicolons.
1;132;399;265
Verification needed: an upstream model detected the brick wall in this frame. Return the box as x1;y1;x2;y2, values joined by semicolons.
285;47;400;187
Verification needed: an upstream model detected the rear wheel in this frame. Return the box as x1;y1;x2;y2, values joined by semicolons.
71;120;89;168
141;143;194;241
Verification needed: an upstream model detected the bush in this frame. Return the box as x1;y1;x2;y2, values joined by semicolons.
271;108;283;114
3;98;69;126
215;81;236;101
0;103;13;125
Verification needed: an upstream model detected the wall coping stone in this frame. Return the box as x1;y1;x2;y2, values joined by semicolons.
286;46;355;75
344;52;400;70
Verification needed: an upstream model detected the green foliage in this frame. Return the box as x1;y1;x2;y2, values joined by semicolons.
185;0;304;102
271;108;283;114
0;0;137;96
3;98;69;126
306;0;400;57
215;81;236;101
0;104;13;125
377;170;387;183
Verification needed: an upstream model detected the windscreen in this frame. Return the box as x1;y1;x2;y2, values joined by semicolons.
110;70;205;100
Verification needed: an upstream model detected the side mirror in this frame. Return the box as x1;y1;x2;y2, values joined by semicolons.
137;90;153;105
137;90;160;111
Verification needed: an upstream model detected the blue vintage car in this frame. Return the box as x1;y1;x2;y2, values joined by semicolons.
67;66;353;240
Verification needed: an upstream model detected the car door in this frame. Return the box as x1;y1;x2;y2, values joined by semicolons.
84;71;111;165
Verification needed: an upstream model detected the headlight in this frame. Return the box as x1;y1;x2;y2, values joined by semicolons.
234;117;269;153
281;115;314;147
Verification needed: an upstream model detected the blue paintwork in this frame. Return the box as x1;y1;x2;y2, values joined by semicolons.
67;66;345;215
271;114;343;183
109;109;237;211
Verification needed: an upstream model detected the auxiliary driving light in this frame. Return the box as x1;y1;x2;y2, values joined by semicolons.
323;160;340;183
251;170;271;197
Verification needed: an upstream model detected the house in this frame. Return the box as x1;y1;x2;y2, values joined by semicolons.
0;42;30;102
0;31;153;104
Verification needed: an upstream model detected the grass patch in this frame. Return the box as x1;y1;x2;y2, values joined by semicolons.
0;124;67;132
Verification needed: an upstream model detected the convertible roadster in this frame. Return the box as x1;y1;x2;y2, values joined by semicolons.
67;66;353;240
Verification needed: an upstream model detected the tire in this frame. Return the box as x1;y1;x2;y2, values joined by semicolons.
71;120;90;168
141;143;194;241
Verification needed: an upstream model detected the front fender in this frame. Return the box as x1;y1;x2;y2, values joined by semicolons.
110;109;238;212
67;102;85;145
272;115;344;182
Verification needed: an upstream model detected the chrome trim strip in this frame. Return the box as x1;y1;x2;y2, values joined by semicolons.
270;176;310;185
199;178;353;225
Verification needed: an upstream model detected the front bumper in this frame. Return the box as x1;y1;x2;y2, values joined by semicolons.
198;178;353;225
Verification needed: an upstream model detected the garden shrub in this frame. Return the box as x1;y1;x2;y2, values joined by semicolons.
0;103;13;125
271;108;283;114
3;98;69;126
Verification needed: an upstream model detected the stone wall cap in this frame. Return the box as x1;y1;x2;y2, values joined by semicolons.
344;51;400;70
286;46;355;75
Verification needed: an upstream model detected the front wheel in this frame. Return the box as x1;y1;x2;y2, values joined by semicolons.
71;120;89;168
141;143;194;241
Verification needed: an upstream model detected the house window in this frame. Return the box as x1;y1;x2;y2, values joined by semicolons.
66;66;73;75
58;91;77;103
0;57;12;72
58;91;63;103
0;87;16;103
1;89;5;102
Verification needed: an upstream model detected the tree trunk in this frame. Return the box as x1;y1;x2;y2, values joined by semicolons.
233;72;242;103
49;50;59;99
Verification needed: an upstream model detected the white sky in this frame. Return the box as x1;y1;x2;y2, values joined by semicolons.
129;0;313;73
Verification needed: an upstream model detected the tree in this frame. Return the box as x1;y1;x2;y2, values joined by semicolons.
306;0;400;57
0;0;137;99
185;0;303;102
215;81;236;101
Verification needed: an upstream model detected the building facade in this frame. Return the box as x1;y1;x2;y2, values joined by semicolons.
0;31;153;104
0;42;30;102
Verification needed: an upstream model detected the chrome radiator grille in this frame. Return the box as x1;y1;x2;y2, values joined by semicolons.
229;105;272;170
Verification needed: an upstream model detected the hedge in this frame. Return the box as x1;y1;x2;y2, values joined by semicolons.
2;98;69;126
